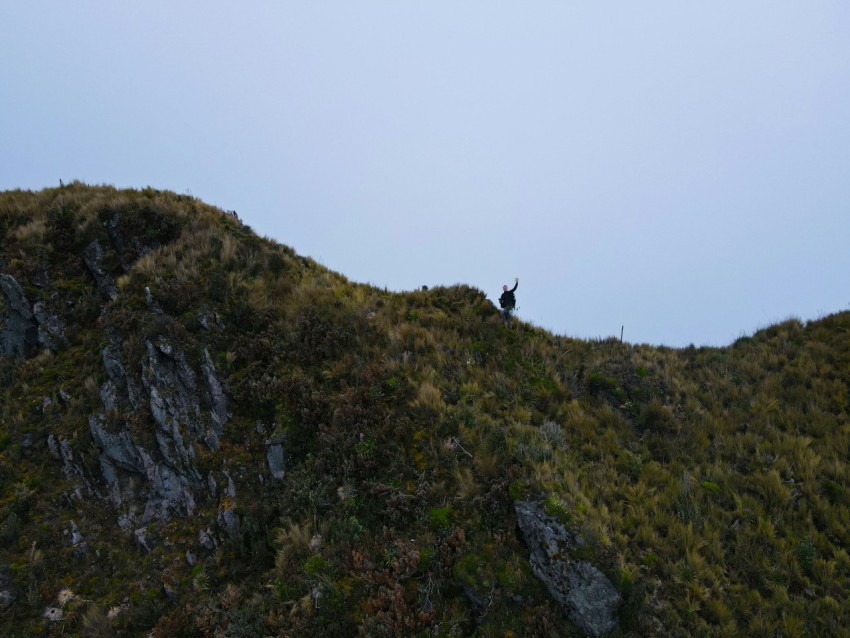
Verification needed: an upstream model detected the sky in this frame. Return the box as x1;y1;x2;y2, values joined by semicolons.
2;2;849;347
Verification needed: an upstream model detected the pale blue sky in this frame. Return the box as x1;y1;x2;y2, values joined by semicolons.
2;2;849;346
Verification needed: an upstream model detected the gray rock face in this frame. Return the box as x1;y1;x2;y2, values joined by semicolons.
142;338;201;472
47;434;95;501
201;348;228;447
515;500;621;637
199;527;216;550
88;416;145;476
0;567;13;609
267;443;286;481
102;343;141;411
217;507;241;542
82;240;119;301
33;300;67;352
65;521;87;555
87;336;231;527
0;274;39;357
134;527;152;552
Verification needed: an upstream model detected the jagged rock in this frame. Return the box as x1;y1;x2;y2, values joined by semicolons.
33;300;67;351
223;470;236;497
135;527;152;552
515;500;621;637
0;568;13;609
89;416;145;476
201;348;228;447
90;335;229;525
217;507;241;542
267;442;286;481
82;240;119;301
143;338;202;463
68;521;82;546
99;382;119;413
47;434;94;500
47;435;61;460
89;415;194;520
65;521;87;555
58;438;78;472
0;274;39;358
136;447;196;522
88;333;235;526
198;306;224;331
102;342;141;410
199;527;216;550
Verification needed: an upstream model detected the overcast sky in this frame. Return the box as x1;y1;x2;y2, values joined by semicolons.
2;3;849;347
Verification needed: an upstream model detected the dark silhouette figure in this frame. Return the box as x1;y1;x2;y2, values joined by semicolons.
499;278;519;326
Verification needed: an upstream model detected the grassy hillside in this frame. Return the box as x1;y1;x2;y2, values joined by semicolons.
0;185;848;636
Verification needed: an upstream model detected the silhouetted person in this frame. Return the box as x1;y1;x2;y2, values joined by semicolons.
499;277;519;326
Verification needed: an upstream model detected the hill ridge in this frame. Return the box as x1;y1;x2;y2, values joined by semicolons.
0;184;848;636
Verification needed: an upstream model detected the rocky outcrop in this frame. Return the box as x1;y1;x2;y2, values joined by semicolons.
0;567;13;609
515;500;621;637
201;349;228;448
0;274;68;357
82;240;119;301
88;412;198;524
33;300;67;352
47;434;96;501
86;335;231;527
0;274;39;358
267;440;286;482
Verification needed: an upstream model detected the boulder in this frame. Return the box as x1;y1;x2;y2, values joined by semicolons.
267;442;286;481
515;500;621;637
